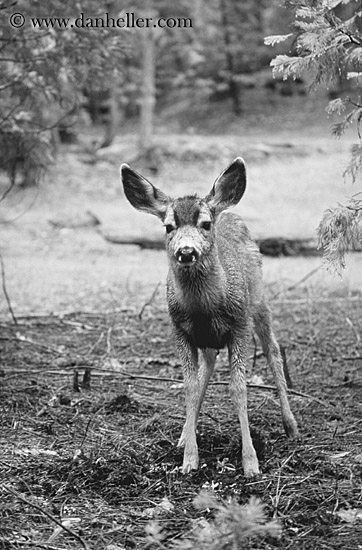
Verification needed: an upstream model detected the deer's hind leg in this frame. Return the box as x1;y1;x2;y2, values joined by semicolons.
253;301;299;439
196;348;217;417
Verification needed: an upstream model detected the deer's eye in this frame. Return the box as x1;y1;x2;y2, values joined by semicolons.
165;224;175;234
200;221;211;230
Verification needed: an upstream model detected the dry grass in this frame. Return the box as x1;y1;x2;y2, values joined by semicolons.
1;285;362;549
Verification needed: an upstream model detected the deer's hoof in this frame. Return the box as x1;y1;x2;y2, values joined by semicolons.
181;456;199;474
242;450;260;479
244;468;261;480
181;444;199;473
284;418;300;440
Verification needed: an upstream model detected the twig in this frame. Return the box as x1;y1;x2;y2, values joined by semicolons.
252;334;258;370
5;541;66;550
271;467;284;518
280;344;293;389
14;333;64;354
0;179;16;203
0;98;25;128
73;369;80;392
79;406;106;448
286;265;321;291
60;319;95;330
0;183;39;224
3;485;90;550
271;453;294;517
271;265;321;299
273;297;362;304
106;326;113;355
138;282;161;319
82;367;91;390
85;331;104;357
211;381;333;407
0;252;17;324
2;366;334;406
346;316;361;346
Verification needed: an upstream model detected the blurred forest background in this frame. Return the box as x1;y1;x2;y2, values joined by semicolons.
0;0;350;177
0;0;304;172
1;0;362;314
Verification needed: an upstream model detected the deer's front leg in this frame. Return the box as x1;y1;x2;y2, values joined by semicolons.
175;334;200;474
229;338;260;478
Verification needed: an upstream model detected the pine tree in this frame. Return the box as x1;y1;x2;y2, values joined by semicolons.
265;0;362;273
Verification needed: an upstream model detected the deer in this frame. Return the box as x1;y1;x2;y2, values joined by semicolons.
120;158;299;477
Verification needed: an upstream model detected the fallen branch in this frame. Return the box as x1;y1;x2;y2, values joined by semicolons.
138;282;161;319
85;331;104;357
3;485;90;550
271;265;321;299
284;265;321;293
0;252;17;324
247;384;332;407
14;333;65;355
102;233;164;250
2;365;333;406
106;326;113;355
5;541;66;550
346;316;361;346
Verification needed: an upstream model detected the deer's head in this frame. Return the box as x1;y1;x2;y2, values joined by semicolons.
121;158;247;269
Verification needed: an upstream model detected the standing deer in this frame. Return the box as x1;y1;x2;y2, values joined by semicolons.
121;158;299;477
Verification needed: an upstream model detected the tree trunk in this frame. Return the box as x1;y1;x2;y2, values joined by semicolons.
220;0;242;115
101;80;120;148
139;0;156;152
101;0;121;148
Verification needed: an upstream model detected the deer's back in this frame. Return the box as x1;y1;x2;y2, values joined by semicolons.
216;212;262;289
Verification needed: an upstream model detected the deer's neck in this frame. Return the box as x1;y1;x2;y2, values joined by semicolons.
170;251;226;312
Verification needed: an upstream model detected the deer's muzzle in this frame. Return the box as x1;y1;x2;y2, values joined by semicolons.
176;246;199;266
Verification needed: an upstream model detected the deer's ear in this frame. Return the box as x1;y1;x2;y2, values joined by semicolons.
121;164;170;220
205;158;246;214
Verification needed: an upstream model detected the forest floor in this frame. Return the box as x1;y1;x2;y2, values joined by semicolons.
1;287;362;549
1;91;362;549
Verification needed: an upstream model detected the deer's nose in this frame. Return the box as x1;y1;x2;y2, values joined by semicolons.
176;246;198;265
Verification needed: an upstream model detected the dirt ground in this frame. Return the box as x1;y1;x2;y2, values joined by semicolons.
1;284;362;549
1;124;362;548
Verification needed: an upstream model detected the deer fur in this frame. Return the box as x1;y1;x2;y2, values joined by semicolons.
121;158;299;477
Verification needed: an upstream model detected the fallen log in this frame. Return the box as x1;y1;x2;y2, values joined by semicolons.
102;234;164;250
258;237;321;257
101;231;321;257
